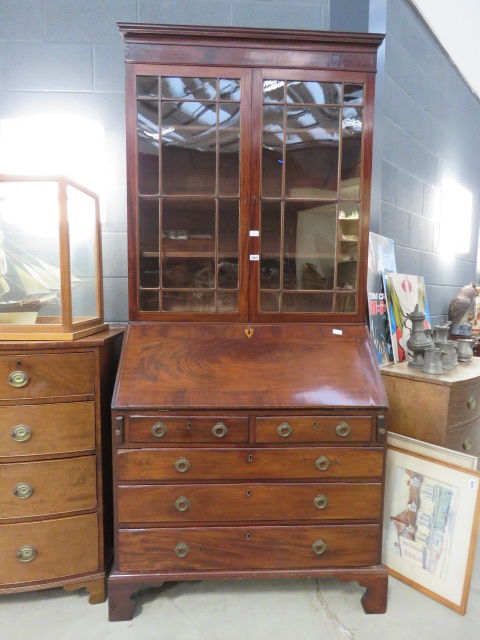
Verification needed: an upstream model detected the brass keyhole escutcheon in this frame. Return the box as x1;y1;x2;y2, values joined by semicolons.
151;422;167;438
277;422;292;438
8;370;30;388
336;421;351;437
245;326;254;338
212;422;228;438
312;539;327;556
313;494;328;510
11;424;32;443
175;496;190;512
174;457;190;473
175;542;189;558
315;456;331;472
17;545;37;563
14;483;34;499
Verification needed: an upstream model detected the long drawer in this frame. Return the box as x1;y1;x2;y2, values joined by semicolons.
0;402;96;459
118;482;382;523
0;514;99;585
446;418;480;456
129;415;249;444
0;353;94;401
448;382;480;427
117;447;383;481
255;416;373;443
117;524;381;572
0;456;97;520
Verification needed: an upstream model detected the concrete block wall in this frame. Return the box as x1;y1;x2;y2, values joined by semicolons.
381;0;480;325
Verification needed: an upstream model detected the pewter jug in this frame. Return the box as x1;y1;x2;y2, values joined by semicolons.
435;340;457;370
457;338;476;362
433;322;450;342
422;347;444;375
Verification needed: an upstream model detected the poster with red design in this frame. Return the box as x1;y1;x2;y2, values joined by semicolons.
383;272;431;363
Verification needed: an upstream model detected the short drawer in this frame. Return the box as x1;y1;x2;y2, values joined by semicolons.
118;482;382;524
117;524;380;572
446;418;480;456
0;353;94;401
0;402;96;459
255;416;373;443
0;513;99;586
0;456;97;520
129;415;249;444
448;383;480;427
117;447;384;482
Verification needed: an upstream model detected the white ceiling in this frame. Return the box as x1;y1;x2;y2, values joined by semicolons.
410;0;480;99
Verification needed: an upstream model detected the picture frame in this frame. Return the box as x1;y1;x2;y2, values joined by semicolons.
383;446;480;614
387;432;479;471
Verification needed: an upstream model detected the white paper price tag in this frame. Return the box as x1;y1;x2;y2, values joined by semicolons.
249;254;260;261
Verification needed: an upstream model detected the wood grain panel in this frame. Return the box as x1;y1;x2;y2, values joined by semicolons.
117;447;383;481
0;402;95;459
129;415;249;444
118;482;382;523
255;416;373;443
117;524;380;572
0;514;98;585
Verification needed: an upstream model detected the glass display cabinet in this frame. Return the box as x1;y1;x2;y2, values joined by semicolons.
0;175;107;339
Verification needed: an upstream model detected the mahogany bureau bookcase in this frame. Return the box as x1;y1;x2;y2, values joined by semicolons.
110;23;388;620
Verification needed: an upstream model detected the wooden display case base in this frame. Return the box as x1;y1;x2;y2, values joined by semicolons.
108;567;388;621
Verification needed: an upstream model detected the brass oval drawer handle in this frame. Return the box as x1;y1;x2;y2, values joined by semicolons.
277;422;292;438
463;437;473;451
212;422;228;438
174;457;190;473
468;396;477;410
175;496;190;512
11;424;32;443
175;542;189;558
315;456;331;472
17;545;37;563
152;422;167;438
313;494;328;510
14;483;34;499
8;370;30;389
336;421;351;437
312;539;327;556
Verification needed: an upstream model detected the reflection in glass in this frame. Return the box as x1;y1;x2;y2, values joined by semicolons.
260;291;280;312
140;290;160;312
286;81;341;105
219;103;240;195
260;202;281;290
163;290;215;312
137;100;159;194
137;76;158;97
335;292;356;313
161;77;217;100
263;80;285;103
218;290;238;311
344;84;364;105
138;199;159;255
220;79;241;101
262;105;284;198
341;108;363;200
283;292;333;312
162;200;215;256
218;201;239;289
285;106;340;198
162;257;215;289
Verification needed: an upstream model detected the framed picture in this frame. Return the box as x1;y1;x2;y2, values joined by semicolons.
383;446;480;614
387;432;479;471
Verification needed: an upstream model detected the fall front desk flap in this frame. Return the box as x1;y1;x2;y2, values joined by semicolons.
113;323;387;411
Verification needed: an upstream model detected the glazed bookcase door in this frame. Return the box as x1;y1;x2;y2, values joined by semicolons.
249;68;374;323
128;65;251;321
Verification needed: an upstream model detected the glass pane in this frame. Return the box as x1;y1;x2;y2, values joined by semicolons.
219;102;240;196
162;257;215;289
260;202;281;290
335;292;356;313
262;105;284;198
161;77;217;100
140;289;160;311
218;201;239;289
263;80;285;103
344;84;364;105
286;81;341;105
162;200;215;258
218;290;238;312
283;292;333;313
220;78;241;101
260;291;280;312
137;76;158;97
284;201;336;290
161;101;217;195
137;100;159;194
341;107;363;199
68;187;98;322
163;290;215;312
138;199;159;256
140;257;160;289
285;106;340;198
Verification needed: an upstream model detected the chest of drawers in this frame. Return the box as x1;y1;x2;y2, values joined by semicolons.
0;329;122;603
381;359;480;456
109;323;388;620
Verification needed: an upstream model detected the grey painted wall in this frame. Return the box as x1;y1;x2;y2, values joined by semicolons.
0;0;478;325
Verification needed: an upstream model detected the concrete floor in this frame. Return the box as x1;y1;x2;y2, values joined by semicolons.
1;533;479;640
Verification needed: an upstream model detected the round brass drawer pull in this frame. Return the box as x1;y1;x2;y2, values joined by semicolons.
14;483;34;499
277;422;293;438
174;457;190;473
468;396;477;410
463;438;473;451
212;422;228;438
175;496;190;512
152;422;167;438
312;539;327;555
315;456;331;472
175;542;189;558
8;370;30;389
336;422;351;437
313;494;328;510
11;424;32;443
17;545;37;563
